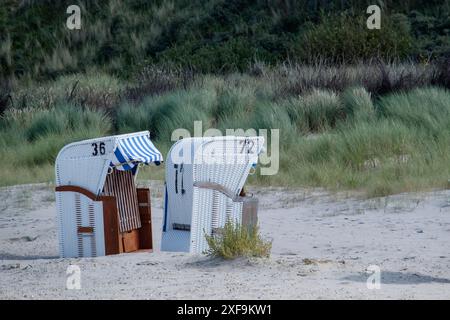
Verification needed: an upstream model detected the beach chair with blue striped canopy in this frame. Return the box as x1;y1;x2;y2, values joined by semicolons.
55;131;162;258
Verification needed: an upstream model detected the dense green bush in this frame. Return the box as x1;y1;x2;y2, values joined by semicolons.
25;111;68;141
1;0;449;81
292;13;413;63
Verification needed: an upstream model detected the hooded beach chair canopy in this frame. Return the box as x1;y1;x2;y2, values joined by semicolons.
56;131;162;196
111;134;163;171
55;131;161;258
161;136;265;253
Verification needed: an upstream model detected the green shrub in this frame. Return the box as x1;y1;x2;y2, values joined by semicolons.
1;103;111;167
152;90;214;141
251;101;298;145
205;220;272;260
213;88;298;145
25;110;68;141
214;86;257;123
293;12;413;63
117;88;216;141
23;103;111;141
19;134;68;166
2;0;449;83
116;102;152;133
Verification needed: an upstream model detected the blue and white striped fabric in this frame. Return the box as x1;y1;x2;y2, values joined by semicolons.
111;135;163;171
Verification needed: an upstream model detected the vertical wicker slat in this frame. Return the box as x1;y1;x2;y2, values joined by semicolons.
103;169;141;232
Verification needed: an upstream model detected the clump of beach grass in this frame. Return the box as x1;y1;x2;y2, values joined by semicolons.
205;220;272;260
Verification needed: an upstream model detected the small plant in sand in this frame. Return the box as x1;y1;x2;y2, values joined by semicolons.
205;220;272;259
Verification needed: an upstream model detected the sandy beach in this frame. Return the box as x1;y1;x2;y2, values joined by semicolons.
1;181;450;299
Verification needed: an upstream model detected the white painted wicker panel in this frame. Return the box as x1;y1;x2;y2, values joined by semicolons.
57;192;77;257
55;137;116;194
162;136;264;254
57;191;105;258
57;159;108;194
190;187;214;253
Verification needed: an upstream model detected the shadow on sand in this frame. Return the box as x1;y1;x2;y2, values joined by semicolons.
343;271;450;285
0;253;59;260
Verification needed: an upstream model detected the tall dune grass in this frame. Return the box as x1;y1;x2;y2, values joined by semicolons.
2;67;450;197
0;103;111;186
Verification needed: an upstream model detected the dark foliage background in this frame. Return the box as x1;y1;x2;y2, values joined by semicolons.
1;0;449;82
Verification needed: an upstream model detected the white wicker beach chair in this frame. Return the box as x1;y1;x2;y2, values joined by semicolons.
55;131;162;258
161;136;264;253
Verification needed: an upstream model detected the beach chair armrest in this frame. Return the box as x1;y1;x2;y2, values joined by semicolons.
193;181;242;202
55;185;120;255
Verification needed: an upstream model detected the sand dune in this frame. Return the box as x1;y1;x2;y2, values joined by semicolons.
1;182;450;299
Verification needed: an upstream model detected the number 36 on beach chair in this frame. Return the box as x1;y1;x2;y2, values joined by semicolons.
55;131;163;258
